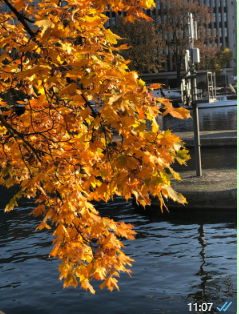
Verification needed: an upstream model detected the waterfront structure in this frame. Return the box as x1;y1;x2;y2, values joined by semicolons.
105;0;237;87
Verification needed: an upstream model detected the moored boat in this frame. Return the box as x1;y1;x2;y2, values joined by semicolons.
182;95;237;109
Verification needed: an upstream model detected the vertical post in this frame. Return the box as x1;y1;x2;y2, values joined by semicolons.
188;13;202;176
192;103;202;176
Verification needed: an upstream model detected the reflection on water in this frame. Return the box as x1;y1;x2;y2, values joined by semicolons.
157;106;237;132
0;198;236;314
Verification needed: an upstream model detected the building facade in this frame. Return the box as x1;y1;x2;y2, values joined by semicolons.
146;0;237;86
105;0;237;87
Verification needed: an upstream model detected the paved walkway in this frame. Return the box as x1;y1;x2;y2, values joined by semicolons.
147;168;237;211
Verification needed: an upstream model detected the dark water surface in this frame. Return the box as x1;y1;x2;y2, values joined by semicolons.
157;106;237;132
172;146;236;172
0;197;236;314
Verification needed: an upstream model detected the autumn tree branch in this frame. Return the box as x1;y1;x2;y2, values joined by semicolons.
1;0;36;38
0;110;42;162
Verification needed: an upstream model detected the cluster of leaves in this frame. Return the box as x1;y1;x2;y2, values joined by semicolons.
0;0;190;293
212;48;233;75
112;15;165;73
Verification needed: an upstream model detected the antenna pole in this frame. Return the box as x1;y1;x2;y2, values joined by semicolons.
188;12;202;176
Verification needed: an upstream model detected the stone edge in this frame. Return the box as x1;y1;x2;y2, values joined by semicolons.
150;188;237;210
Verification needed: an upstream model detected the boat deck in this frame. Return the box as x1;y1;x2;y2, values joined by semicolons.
182;98;237;109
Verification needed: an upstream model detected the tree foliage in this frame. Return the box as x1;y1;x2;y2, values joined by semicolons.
213;48;233;75
112;15;165;73
0;0;190;293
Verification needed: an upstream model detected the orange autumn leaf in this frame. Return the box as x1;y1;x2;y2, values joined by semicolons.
31;204;45;216
149;83;163;90
100;276;120;291
137;106;146;119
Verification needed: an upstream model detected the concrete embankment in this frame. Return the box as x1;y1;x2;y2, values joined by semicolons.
149;168;237;211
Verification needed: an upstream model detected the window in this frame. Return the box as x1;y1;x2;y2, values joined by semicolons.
224;28;227;36
219;28;222;36
218;13;221;22
207;0;210;7
213;0;215;6
213;13;216;21
105;19;110;28
223;0;226;6
224;12;227;21
218;0;220;6
156;0;160;9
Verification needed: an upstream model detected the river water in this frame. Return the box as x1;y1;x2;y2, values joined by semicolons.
156;105;237;171
157;105;237;132
0;197;237;314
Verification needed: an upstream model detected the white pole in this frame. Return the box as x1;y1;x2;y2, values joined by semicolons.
190;13;194;39
188;13;202;177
